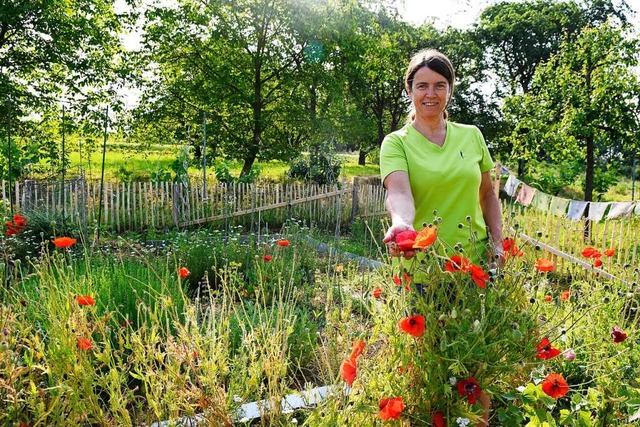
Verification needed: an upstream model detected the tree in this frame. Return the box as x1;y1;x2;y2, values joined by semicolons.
474;0;631;172
0;0;127;179
139;0;322;177
505;23;640;202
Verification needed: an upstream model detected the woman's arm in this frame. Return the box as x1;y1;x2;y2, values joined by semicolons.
382;171;416;257
479;171;504;265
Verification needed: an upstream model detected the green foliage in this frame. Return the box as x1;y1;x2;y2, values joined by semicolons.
288;144;343;185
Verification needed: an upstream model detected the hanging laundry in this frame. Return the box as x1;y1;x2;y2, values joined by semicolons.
587;202;610;221
567;200;588;220
504;175;521;197
530;192;552;211
606;201;636;219
516;184;536;206
549;196;570;216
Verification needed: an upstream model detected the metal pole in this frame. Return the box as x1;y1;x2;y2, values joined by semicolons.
7;103;13;215
202;111;207;200
632;157;637;201
61;105;66;232
97;106;109;241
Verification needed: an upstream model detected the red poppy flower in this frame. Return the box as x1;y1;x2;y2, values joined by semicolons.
432;412;447;427
544;295;553;302
394;230;418;252
393;275;402;285
378;396;404;421
581;246;601;258
77;337;94;351
178;267;190;278
413;226;437;249
611;326;627;343
561;290;570;301
444;255;472;273
457;377;482;405
122;320;134;327
502;237;524;257
373;287;383;298
536;337;561;360
75;295;96;306
470;265;489;289
535;259;554;272
13;214;26;228
350;340;365;361
398;315;425;337
594;259;603;267
52;237;77;248
262;255;272;262
541;373;569;398
604;248;616;257
340;358;357;386
277;239;290;247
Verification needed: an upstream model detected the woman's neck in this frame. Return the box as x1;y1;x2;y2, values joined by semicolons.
411;117;447;146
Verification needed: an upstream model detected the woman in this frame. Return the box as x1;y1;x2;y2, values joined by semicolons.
380;48;503;267
379;48;501;426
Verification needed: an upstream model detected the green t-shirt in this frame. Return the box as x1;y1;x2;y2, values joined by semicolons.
380;121;495;265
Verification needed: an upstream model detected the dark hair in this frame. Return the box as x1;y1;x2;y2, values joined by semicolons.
405;49;455;121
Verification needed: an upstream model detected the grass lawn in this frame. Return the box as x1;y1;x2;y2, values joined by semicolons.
65;146;379;183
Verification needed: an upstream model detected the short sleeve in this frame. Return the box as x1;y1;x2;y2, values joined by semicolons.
476;128;494;173
379;133;408;185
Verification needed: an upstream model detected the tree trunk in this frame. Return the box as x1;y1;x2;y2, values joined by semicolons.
584;134;594;202
240;153;257;178
358;149;367;165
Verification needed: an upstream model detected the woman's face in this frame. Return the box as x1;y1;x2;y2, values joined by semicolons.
408;66;450;121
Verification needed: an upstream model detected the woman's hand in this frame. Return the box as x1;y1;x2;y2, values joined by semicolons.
383;223;416;259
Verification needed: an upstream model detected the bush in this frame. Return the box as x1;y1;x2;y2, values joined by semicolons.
287;143;342;185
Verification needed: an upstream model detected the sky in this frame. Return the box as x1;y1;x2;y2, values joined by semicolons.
397;0;640;31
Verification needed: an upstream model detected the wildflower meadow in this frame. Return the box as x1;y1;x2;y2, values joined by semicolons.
1;207;639;427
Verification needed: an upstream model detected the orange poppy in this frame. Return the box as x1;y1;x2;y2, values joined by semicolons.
52;237;77;248
534;259;554;272
444;255;472;273
561;290;570;301
75;295;95;306
412;226;437;249
178;267;190;278
378;396;404;421
544;295;553;302
581;246;601;258
398;315;425;337
349;340;365;361
594;259;603;267
77;337;94;351
372;287;383;298
277;239;290;247
340;358;357;386
262;255;272;262
604;248;616;257
541;373;569;398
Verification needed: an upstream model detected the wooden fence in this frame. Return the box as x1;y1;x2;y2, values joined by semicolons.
0;178;350;234
1;176;638;271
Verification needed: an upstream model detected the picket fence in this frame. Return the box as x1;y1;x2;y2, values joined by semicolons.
0;178;351;234
1;177;638;270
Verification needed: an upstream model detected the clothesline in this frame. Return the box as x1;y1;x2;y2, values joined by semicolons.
499;164;640;222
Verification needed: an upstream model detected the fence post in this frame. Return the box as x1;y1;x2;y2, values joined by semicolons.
350;176;360;227
493;163;501;196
